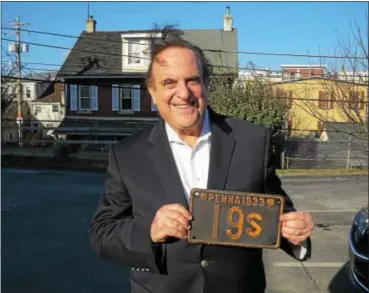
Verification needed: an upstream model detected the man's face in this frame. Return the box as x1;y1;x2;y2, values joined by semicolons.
148;47;208;133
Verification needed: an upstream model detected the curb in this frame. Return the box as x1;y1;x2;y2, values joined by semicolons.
278;174;368;180
2;155;368;179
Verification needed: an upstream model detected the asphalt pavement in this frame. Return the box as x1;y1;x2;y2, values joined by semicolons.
2;168;367;293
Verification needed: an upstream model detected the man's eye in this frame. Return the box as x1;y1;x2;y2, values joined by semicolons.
189;80;200;85
164;81;176;88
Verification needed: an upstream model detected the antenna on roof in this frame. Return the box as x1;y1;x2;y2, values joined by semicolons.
87;2;90;18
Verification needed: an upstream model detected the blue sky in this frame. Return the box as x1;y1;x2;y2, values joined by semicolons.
1;1;367;75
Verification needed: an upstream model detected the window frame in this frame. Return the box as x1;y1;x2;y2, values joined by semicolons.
120;85;134;111
78;85;91;111
25;86;31;99
349;91;364;110
127;39;143;65
276;88;292;108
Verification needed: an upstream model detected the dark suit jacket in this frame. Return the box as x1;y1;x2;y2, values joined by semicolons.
89;109;311;293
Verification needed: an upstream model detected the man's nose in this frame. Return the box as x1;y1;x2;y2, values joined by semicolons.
176;81;191;100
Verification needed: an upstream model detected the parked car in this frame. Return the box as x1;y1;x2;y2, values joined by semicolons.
348;206;368;292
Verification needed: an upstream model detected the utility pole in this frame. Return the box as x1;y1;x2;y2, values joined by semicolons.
8;16;30;146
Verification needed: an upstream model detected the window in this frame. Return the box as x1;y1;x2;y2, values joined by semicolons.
120;85;133;111
349;91;364;110
35;105;41;112
127;40;141;65
276;89;292;108
52;104;59;112
79;86;91;110
318;91;331;109
26;86;31;98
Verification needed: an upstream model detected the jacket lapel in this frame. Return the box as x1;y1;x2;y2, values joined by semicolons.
147;109;236;208
207;110;236;190
148;118;189;209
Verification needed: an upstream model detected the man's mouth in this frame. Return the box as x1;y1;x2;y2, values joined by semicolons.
172;100;197;109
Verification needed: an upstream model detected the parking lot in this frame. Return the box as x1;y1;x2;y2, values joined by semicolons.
2;168;367;293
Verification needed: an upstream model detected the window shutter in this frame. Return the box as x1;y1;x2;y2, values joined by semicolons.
133;84;141;112
64;83;68;108
359;91;365;110
330;91;335;109
91;86;98;111
288;91;292;108
112;84;119;111
70;84;77;111
318;91;323;108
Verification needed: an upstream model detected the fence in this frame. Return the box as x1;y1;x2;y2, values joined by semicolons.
280;134;368;169
2;119;368;170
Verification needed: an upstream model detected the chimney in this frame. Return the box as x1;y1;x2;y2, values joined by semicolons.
223;6;233;31
86;15;96;33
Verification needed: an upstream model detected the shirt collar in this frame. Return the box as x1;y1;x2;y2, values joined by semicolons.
165;109;211;144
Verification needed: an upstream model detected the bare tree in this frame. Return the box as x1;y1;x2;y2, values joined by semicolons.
298;15;368;140
1;63;17;116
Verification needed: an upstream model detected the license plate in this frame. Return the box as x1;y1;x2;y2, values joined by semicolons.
187;188;284;249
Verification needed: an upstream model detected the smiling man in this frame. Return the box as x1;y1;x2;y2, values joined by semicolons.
89;33;314;293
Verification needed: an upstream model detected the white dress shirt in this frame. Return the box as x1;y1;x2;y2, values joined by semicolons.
164;109;307;260
165;109;211;202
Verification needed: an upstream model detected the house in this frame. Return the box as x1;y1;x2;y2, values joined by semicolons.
55;7;238;141
271;76;368;138
280;64;326;81
29;80;65;139
238;68;282;82
2;71;65;143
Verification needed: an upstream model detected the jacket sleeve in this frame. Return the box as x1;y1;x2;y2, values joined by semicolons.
263;130;311;261
89;144;166;274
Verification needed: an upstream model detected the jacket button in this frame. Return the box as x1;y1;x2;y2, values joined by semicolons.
201;260;209;267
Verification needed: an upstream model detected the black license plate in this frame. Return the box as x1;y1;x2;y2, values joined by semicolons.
187;188;284;249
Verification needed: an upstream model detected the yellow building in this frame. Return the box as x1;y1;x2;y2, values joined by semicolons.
272;77;368;138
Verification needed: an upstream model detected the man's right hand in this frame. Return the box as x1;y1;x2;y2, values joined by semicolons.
150;204;192;243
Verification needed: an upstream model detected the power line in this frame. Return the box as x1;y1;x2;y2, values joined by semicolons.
2;38;369;79
1;37;151;61
1;60;367;80
2;26;366;60
3;75;368;104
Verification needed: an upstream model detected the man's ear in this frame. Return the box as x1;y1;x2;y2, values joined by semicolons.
148;85;157;105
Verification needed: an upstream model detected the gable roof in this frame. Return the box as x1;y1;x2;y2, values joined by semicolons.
57;29;238;78
24;71;58;81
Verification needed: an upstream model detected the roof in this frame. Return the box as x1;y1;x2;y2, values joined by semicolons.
57;28;238;77
36;82;64;103
24;71;58;81
271;76;369;86
280;64;327;68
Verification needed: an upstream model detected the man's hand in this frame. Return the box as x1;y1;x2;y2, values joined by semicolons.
151;204;192;243
280;211;314;245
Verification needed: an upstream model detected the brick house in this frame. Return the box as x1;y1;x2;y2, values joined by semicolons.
55;7;238;141
2;72;65;143
280;64;326;81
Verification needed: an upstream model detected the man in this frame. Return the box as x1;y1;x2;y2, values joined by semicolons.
89;36;314;293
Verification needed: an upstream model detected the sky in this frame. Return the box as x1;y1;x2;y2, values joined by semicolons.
1;1;368;76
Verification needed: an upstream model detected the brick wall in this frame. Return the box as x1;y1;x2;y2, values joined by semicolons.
65;78;157;118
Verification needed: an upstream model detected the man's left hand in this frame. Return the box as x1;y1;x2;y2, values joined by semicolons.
280;211;314;245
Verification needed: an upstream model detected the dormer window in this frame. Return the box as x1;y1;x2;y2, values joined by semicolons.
127;39;142;65
121;33;162;71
